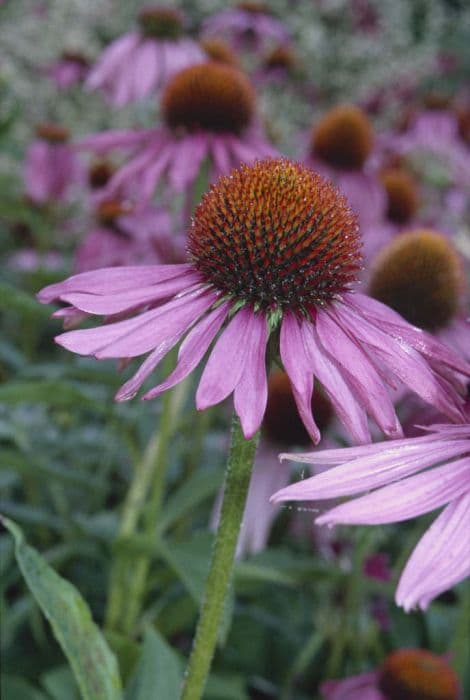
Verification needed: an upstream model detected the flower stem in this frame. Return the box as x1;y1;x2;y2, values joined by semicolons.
105;376;187;635
180;415;259;700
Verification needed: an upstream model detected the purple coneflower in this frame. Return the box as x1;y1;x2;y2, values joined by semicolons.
46;50;89;90
24;123;83;205
305;104;386;229
38;158;469;441
272;422;470;610
85;6;204;106
322;648;461;700
74;199;181;273
202;3;289;53
79;62;275;208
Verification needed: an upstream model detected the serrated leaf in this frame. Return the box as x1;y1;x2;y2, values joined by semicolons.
1;517;123;700
125;627;182;700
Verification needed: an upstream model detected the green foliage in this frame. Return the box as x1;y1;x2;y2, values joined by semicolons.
2;517;123;700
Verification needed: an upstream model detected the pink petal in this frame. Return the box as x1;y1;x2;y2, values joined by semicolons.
196;306;253;410
59;274;202;315
396;492;470;610
167;133;209;192
334;300;464;422
56;287;213;359
131;40;159;100
142;301;231;400
273;440;469;502
234;312;269;438
317;308;402;438
37;264;192;303
210;135;232;176
86;33;140;90
346;293;470;377
302;320;371;444
280;312;320;444
77;128;152;153
315;457;469;526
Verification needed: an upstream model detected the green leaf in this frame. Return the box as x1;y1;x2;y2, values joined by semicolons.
0;380;107;410
157;469;224;534
41;666;80;700
1;517;123;700
125;627;182;700
157;533;234;644
0;676;50;700
0;281;50;319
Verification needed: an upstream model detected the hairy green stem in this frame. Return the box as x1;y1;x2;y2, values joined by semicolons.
180;415;259;700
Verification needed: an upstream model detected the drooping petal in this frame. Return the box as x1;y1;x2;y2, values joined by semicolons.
334;299;464;421
167;133;209;192
280;312;320;444
142;301;231;400
321;672;381;700
196;306;253;410
346;293;470;377
317;308;402;437
234;312;269;438
131;40;159;100
396;492;470;611
56;287;212;359
302;320;371;444
315;457;470;526
86;33;140;90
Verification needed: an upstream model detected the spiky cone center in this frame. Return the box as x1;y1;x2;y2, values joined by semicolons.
264;370;332;446
188;158;362;314
96;199;132;225
237;2;271;14
369;230;463;332
138;7;184;39
311;104;373;171
200;38;239;67
162;62;256;134
88;160;115;189
35;122;70;143
378;649;460;700
380;168;419;224
264;45;296;71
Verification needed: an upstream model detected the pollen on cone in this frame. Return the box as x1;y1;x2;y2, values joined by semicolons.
162;62;256;134
311;104;373;170
189;158;361;311
368;230;463;332
378;649;460;700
